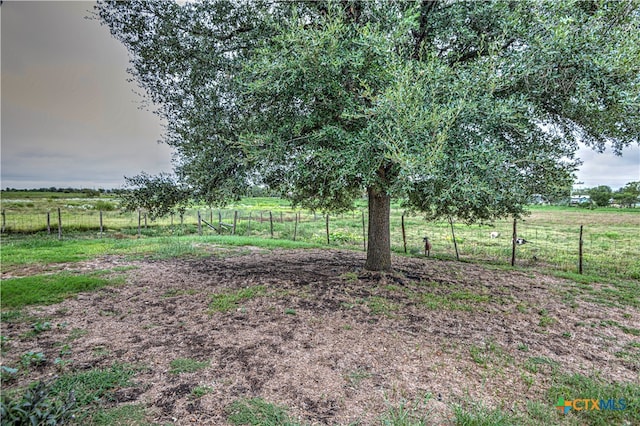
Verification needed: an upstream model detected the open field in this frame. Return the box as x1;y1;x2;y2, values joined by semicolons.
1;194;639;282
1;232;639;424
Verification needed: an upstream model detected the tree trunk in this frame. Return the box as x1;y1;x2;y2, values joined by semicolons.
365;186;391;271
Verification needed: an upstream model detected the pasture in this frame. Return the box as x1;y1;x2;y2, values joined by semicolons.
1;194;639;424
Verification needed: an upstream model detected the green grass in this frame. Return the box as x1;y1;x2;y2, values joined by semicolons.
453;403;515;426
50;363;138;406
190;385;214;399
209;286;267;313
367;296;399;316
547;373;640;426
0;273;124;308
226;398;301;426
88;404;150;425
2;198;639;282
169;358;210;374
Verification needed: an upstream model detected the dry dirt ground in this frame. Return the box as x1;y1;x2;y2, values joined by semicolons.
2;248;638;425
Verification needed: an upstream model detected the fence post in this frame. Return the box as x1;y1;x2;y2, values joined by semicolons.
197;211;202;236
402;213;407;254
144;213;147;229
293;212;298;241
100;210;103;238
47;211;51;234
248;212;252;235
57;208;62;240
233;211;238;235
449;217;460;261
138;209;141;238
511;218;517;267
362;211;366;252
0;209;5;234
269;211;274;238
218;211;222;235
579;225;584;274
280;211;283;223
325;214;330;245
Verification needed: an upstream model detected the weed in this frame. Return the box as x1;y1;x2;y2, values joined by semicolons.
367;296;399;316
524;356;559;375
89;404;150;425
0;335;9;353
209;286;266;313
226;398;301;426
284;308;297;315
453;402;514;425
345;368;372;387
32;321;52;333
538;315;556;328
190;385;214;399
0;380;77;425
341;272;359;283
1;366;19;383
93;346;110;357
169;358;210;374
20;351;47;369
67;327;88;341
0;310;24;324
50;363;137;406
469;340;509;368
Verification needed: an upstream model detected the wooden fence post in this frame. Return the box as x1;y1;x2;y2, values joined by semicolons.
1;209;4;233
269;211;274;238
138;209;141;238
47;211;51;234
218;211;222;235
362;211;366;252
449;217;460;261
233;211;238;235
197;211;202;236
579;225;584;274
511;218;517;267
293;212;298;241
402;213;407;254
99;210;103;238
248;212;252;235
57;207;62;240
325;214;330;245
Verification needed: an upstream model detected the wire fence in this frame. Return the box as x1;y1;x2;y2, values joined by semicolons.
1;207;638;281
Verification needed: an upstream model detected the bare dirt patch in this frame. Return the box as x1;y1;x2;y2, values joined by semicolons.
2;249;638;424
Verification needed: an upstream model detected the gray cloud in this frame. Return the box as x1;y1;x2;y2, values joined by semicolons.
575;144;639;190
1;1;639;191
1;1;172;189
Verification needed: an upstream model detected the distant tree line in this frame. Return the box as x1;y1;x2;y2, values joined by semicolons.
572;181;640;208
2;187;127;196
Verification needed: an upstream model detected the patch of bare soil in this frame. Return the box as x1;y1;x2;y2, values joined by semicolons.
2;249;638;425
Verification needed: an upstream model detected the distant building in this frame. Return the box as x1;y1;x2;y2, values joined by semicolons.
569;195;591;206
530;194;549;205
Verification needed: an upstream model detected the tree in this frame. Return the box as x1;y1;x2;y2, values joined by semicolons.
120;172;191;220
613;181;640;207
588;185;613;207
97;0;639;270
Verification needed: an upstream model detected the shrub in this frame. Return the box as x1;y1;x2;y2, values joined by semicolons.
0;381;77;425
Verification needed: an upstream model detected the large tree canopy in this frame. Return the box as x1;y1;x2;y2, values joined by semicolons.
97;0;639;270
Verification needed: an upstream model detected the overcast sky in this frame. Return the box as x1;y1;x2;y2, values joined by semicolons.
2;1;639;191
